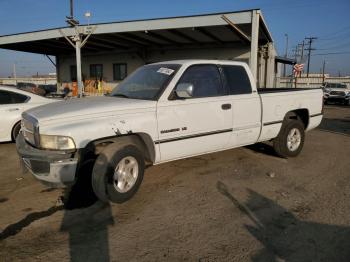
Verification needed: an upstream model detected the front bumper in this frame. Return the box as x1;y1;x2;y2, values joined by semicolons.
324;95;349;102
16;133;78;187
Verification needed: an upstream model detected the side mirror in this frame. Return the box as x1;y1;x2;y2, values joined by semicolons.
175;83;193;98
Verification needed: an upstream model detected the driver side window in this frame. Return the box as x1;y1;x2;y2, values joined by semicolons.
176;64;224;98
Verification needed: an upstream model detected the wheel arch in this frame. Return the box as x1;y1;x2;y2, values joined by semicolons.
284;108;309;129
86;133;156;165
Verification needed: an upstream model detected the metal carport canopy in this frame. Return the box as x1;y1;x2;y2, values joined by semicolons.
0;9;273;56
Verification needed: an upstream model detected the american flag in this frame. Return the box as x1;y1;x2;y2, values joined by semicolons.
293;64;304;77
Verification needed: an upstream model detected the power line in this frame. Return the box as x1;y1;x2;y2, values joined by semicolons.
312;51;350;56
318;25;350;40
316;40;350;51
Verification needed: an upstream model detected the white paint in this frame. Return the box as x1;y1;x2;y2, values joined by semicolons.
22;60;323;167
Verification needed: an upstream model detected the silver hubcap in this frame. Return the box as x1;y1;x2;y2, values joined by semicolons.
287;128;301;151
113;156;139;193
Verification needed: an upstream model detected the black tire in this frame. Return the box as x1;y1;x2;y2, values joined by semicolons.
273;119;305;158
12;121;21;141
92;142;145;204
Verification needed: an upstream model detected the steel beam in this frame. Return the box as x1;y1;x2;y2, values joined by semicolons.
196;27;223;44
145;31;181;45
120;32;160;46
168;29;200;43
249;10;260;82
221;15;250;44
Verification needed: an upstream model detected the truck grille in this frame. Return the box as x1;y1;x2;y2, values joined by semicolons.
330;91;345;96
21;114;39;147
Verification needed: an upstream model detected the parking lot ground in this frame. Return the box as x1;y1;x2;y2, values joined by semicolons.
0;105;349;261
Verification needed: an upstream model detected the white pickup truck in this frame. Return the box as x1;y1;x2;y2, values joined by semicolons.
16;60;323;203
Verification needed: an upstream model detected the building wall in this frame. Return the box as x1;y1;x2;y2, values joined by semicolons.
0;77;56;86
57;46;251;90
256;43;278;88
279;75;350;88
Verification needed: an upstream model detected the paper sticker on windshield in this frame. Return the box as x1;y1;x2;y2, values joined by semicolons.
157;67;174;75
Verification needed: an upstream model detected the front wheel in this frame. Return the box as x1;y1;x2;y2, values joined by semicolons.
92;143;145;203
273;120;305;158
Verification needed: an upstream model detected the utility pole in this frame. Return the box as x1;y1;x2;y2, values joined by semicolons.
300;41;305;62
291;45;299;88
283;33;288;77
292;45;299;62
305;37;317;77
300;41;305;77
322;60;326;85
13;63;16;79
13;63;17;85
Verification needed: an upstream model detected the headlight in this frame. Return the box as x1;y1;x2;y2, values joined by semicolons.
40;134;76;150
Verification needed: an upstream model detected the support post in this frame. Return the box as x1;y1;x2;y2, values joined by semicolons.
75;36;83;97
13;63;17;85
250;10;260;84
283;34;288;77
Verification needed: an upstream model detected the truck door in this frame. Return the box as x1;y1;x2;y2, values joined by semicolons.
220;65;261;146
156;64;233;161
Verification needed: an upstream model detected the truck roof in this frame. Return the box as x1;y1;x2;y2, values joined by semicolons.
151;59;248;67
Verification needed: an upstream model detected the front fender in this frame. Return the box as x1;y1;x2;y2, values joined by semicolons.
39;111;158;150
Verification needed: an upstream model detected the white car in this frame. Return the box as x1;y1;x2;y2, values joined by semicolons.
323;82;350;105
0;86;55;142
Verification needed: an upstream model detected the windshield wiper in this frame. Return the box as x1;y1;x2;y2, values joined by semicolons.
112;93;129;98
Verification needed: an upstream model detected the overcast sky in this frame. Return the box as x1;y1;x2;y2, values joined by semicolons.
0;0;349;77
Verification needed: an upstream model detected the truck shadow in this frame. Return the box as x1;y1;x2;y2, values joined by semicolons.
61;158;114;262
245;142;280;158
216;181;350;261
318;117;350;136
60;201;114;262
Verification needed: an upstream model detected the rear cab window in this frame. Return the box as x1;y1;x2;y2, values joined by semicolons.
221;65;252;95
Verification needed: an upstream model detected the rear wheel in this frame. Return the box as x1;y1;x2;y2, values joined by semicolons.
92;142;145;203
11;121;21;141
273;119;305;158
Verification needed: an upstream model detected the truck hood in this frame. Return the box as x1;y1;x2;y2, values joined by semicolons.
25;96;156;122
327;88;350;92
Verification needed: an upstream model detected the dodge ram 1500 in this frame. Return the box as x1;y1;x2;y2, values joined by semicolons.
17;60;323;203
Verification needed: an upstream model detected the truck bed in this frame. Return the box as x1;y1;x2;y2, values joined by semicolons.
258;87;321;93
257;87;323;142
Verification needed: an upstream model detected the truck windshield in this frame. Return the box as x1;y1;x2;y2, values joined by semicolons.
111;64;180;100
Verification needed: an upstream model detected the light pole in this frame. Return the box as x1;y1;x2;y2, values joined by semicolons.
283;33;288;77
85;11;91;25
59;0;96;97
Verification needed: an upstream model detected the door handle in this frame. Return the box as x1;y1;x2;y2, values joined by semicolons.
221;104;231;110
7;108;19;112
